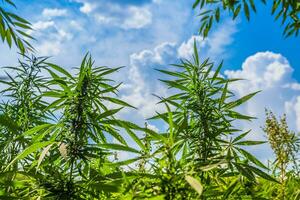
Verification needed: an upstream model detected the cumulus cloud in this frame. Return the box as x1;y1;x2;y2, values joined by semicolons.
118;16;238;119
32;22;73;56
120;42;177;119
226;52;293;95
178;20;238;61
74;0;152;29
225;51;300;136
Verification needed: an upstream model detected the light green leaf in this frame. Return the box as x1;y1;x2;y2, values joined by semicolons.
185;175;203;195
6;141;55;170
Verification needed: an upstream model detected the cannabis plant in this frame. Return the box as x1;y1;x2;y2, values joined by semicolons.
0;54;146;199
0;55;50;196
263;110;300;200
147;42;276;199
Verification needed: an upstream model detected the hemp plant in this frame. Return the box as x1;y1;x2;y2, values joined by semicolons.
149;42;276;199
0;54;145;199
0;55;49;195
263;110;300;199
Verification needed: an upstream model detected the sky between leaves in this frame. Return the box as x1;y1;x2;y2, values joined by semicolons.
1;0;300;161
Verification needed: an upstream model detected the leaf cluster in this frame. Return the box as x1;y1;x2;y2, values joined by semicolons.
0;0;33;53
193;0;300;38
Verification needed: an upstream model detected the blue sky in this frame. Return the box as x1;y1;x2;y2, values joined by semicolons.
1;0;300;160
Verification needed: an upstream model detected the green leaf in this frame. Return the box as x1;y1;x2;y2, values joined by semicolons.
106;157;141;167
98;108;123;119
193;39;199;65
243;164;279;182
233;5;241;19
102;97;136;109
249;0;256;12
0;195;20;199
148;195;165;200
200;160;226;171
227;111;256;121
235;140;266;146
237;148;268;169
18;124;53;139
212;61;223;80
99;143;141;154
219;81;228;107
226;91;260;109
88;182;119;192
215;8;220;22
6;29;12;47
234;163;255;181
192;0;200;9
0;114;20;133
8;13;30;24
232;130;250;143
159;80;189;91
156;69;187;79
145;129;166;142
6;141;55;170
45;62;73;79
222;179;239;199
125;128;145;151
243;1;250;21
14;22;31;29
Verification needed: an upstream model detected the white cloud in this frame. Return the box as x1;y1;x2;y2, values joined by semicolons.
94;14;115;24
79;2;95;14
283;83;300;90
225;51;293;96
122;6;152;29
120;42;178;118
120;19;238;119
31;22;73;56
74;1;152;29
42;8;68;18
147;124;159;132
178;20;237;60
36;41;62;56
32;21;55;31
225;51;300;136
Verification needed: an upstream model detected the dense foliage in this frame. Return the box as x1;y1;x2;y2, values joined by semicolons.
0;45;299;199
0;0;299;199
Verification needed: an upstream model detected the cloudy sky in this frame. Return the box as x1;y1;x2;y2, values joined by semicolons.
1;0;300;160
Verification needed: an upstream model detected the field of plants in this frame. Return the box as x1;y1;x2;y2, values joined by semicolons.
0;0;299;199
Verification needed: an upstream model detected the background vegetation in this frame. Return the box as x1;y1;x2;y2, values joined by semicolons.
0;0;299;199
